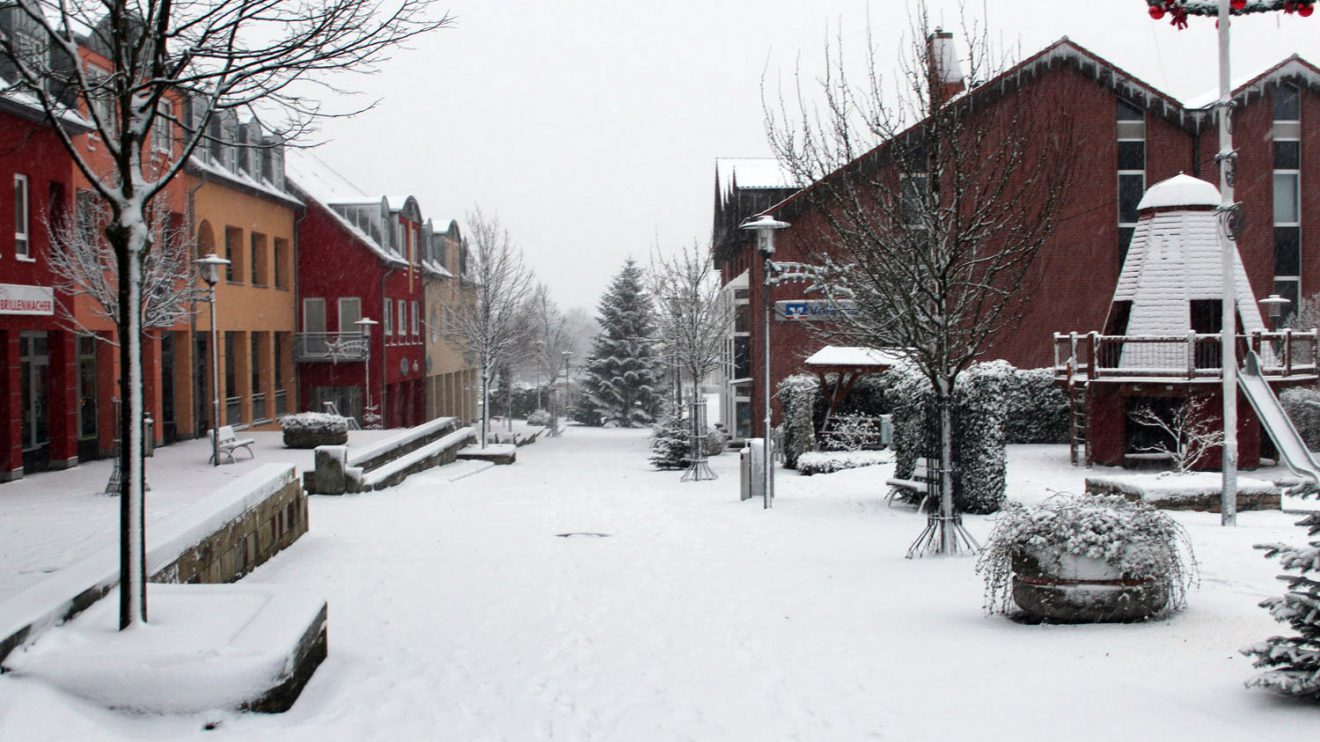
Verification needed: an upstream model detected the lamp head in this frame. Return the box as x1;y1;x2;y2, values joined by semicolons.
1260;294;1291;320
354;317;379;336
195;253;230;287
740;214;789;258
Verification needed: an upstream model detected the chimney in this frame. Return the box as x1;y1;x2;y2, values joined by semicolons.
927;29;965;103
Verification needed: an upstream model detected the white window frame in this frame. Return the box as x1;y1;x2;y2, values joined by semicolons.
411;300;419;336
152;100;173;154
383;296;393;336
14;174;31;260
338;297;362;334
397;299;407;342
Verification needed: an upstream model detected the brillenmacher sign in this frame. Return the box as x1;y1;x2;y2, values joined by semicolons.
0;284;55;316
775;300;857;322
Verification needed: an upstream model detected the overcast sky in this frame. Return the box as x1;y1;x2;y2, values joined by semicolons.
309;0;1318;314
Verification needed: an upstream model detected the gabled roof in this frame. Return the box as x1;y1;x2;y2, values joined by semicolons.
187;153;302;208
285;150;408;267
1183;54;1320;109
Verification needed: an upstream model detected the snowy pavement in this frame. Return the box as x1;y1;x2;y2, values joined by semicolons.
4;429;1320;740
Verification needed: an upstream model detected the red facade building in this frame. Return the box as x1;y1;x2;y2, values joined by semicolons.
714;38;1320;454
287;155;427;428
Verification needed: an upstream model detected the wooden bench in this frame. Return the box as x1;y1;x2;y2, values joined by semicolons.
885;456;937;511
210;425;256;464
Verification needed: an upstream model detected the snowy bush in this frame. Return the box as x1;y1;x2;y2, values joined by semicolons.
1280;386;1320;452
527;409;552;427
977;494;1197;619
778;374;820;470
706;428;726;457
888;361;1010;514
1001;367;1069;444
823;413;883;451
1242;512;1320;700
649;414;690;469
279;412;349;435
796;450;888;476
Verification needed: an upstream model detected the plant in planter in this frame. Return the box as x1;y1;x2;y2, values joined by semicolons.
280;412;350;449
977;494;1197;623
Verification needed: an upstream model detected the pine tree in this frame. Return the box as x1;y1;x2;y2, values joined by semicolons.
580;259;663;427
649;414;690;470
1243;512;1320;700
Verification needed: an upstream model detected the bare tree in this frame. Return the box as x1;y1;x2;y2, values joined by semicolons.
765;8;1076;554
650;242;730;408
0;0;449;628
525;282;571;430
1129;397;1224;474
443;209;533;448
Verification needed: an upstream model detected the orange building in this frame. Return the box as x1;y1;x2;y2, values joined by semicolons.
422;218;478;423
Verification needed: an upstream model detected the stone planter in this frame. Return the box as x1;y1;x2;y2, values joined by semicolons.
1010;550;1170;623
283;429;348;449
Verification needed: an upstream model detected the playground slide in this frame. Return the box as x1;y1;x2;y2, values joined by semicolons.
1238;351;1320;493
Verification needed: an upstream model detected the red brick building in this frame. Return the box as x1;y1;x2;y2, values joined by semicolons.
287;154;427;428
713;38;1320;446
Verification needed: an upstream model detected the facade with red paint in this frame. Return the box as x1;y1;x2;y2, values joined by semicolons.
714;38;1320;459
287;155;427;428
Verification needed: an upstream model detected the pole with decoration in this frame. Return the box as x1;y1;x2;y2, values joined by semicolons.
1144;0;1311;525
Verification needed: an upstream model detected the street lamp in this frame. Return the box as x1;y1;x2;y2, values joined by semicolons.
354;317;379;426
196;253;230;467
1260;294;1290;332
741;213;789;509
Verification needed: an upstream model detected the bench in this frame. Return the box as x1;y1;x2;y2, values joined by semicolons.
885;456;937;511
210;425;256;464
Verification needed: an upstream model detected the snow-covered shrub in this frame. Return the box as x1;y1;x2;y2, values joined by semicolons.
280;412;350;434
823;413;884;452
649;414;689;469
280;412;349;448
1242;511;1320;700
778;374;820;470
706;428;726;456
527;409;552;427
797;450;888;476
977;494;1197;619
1280;386;1320;451
888;361;1010;514
1001;367;1069;444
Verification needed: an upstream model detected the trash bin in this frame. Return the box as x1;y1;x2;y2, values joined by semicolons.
879;414;893;449
740;438;765;502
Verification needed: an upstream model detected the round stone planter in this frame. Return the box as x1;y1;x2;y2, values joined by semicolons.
1010;551;1170;623
282;429;348;449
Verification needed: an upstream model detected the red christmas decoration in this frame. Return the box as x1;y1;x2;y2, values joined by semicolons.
1150;4;1167;19
1284;1;1295;13
1301;3;1315;17
1231;0;1246;9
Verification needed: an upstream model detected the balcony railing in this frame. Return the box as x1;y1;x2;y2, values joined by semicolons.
296;331;368;362
252;392;269;424
225;395;242;425
274;389;289;416
1053;330;1320;382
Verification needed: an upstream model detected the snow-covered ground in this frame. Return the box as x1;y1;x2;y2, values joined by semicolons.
3;429;1320;740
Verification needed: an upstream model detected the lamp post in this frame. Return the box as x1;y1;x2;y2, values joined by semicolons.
741;214;789;509
534;339;545;411
196;253;230;467
562;350;573;432
354;317;378;426
665;294;682;412
1260;294;1290;332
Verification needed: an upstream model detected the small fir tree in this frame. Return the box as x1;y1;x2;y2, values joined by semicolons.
580;259;663;427
649;414;690;470
1243;512;1320;700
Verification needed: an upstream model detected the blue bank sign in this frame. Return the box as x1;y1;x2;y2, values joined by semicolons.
775;300;857;322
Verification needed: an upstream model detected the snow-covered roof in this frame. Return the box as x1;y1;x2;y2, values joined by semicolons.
284;151;408;268
188;154;302;208
1182;55;1320;110
1136;173;1219;211
715;158;797;191
804;346;905;369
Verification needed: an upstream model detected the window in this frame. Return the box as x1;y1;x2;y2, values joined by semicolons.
899;173;928;229
152;100;172;154
1118;173;1146;226
383;297;393;336
14;175;30;259
411;301;419;336
398;300;407;341
1273;85;1302;325
251;334;263;397
1117;98;1146;268
250;232;268;285
224;226;243;282
273;238;289;288
78;336;98;440
1274;83;1300;123
339;297;361;333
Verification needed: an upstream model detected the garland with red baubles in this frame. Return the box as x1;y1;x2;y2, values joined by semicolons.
1147;0;1314;29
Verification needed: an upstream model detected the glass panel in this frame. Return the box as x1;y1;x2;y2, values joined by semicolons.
1276;280;1300;326
1274;140;1300;170
1117;97;1144;121
1275;227;1301;276
1118;173;1145;225
1116;141;1145;171
1274;172;1300;225
339;297;361;333
1119;227;1135;268
79;339;98;439
733;336;751;380
1274;84;1300;122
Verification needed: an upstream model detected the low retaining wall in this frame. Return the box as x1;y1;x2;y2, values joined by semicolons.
1085;473;1281;512
0;465;308;664
307;418;476;495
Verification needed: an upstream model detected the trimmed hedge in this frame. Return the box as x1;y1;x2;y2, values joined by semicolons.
778;374;820;470
1002;368;1069;444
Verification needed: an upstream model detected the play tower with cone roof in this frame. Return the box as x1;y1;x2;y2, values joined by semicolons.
1054;174;1320;469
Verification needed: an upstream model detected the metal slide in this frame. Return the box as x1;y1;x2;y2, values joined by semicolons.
1238;351;1320;493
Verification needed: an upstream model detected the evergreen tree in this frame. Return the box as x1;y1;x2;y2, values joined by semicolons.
1243;512;1320;700
649;414;691;470
580;259;663;427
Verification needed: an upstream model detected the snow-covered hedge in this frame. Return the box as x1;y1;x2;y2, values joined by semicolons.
796;450;888;476
778;374;819;469
888;361;1009;514
1001;368;1069;444
527;409;552;427
1279;386;1320;451
279;412;349;434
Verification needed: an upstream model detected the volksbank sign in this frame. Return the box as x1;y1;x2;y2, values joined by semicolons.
776;300;857;322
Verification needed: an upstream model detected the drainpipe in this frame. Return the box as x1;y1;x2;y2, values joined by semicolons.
379;262;395;427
